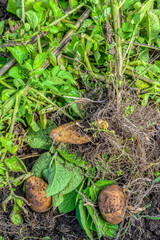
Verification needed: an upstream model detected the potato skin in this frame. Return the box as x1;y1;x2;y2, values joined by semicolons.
25;176;52;213
98;185;126;224
49;120;93;144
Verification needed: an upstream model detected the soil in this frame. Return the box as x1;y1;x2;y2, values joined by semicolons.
1;1;160;240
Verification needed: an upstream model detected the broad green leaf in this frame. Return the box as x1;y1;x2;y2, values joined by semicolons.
58;189;78;213
90;179;116;202
24;120;56;149
7;46;28;65
5;156;27;173
69;0;78;9
49;25;59;34
139;48;149;62
48;52;57;66
25;10;38;30
133;0;154;25
147;11;160;44
86;205;119;238
76;200;93;240
66;35;79;52
46;160;72;197
122;22;134;32
122;0;137;10
0;21;5;35
31;152;53;178
41;81;60;94
50;0;64;19
58;71;75;85
33;2;45;12
52;66;61;76
33;52;47;69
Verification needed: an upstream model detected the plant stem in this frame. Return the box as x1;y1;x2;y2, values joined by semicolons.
81;33;106;81
31;89;74;120
41;8;91;70
47;3;85;27
124;41;160;51
37;25;42;54
0;59;17;76
125;69;160;87
0;77;15;89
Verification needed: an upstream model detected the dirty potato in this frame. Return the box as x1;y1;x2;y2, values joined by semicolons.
25;176;52;213
49;120;93;144
98;184;126;224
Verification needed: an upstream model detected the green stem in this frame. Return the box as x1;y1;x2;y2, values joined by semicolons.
0;78;15;89
31;89;74;120
124;41;160;51
125;69;160;87
47;3;85;27
9;94;21;135
37;25;42;54
81;34;106;81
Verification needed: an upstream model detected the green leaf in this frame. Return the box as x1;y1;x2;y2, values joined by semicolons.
41;81;60;94
10;200;22;225
33;52;47;69
141;93;150;107
50;0;64;19
0;21;5;35
0;163;6;175
7;46;28;65
48;51;57;66
122;22;134;32
49;25;59;34
25;112;40;132
25;10;39;30
76;200;93;240
89;179;116;202
24;120;56;149
133;0;154;25
86;205;118;238
58;146;89;169
58;71;75;84
147;11;160;44
31;152;53;178
46;160;72;197
58;190;78;213
69;0;78;9
5;156;27;173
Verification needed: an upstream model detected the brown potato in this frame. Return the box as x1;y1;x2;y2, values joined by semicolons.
98;184;126;224
49;120;93;144
25;176;52;213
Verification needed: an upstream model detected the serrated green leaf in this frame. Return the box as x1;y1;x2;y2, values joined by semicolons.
58;189;78;213
25;10;39;30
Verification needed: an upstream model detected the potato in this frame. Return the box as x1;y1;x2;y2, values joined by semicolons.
98;184;126;224
49;120;93;144
25;176;52;213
